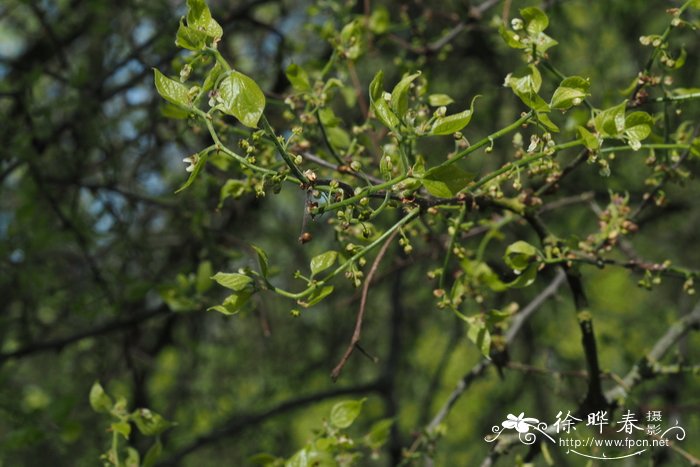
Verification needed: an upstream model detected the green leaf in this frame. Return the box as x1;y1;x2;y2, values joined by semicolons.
535;112;559;133
175;151;208;194
339;19;365;60
175;19;208;51
507;263;537;288
533;32;558;54
466;316;491;358
211;272;252;291
499;24;526;49
504;240;538;272
368;7;390;34
153;68;190;107
195;260;213;294
594;100;627;137
251;244;269;278
428;94;454;106
131;409;173;436
186;0;223;40
373;98;400;130
578;126;600;150
369;70;385;101
310;251;338;276
219;71;266;128
285;63;311;92
365;419;394;449
520;7;549;35
208;291;252;315
624;111;654;149
142;439;163;467
125;447;140;467
369;70;399;130
550;76;590;110
89;382;113;414
504;66;549;112
421;165;475;198
390;71;421;119
430;95;479;135
111;421;131;439
202;62;224;93
330;399;365;429
298;285;334;308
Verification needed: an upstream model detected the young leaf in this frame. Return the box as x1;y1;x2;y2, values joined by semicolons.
175;19;208;51
339;19;366;60
111;421;131;439
285;63;311;92
186;0;223;41
131;409;173;436
428;94;454;106
208;291;252;315
175;151;208;194
506;263;538;288
535;112;559;133
550;76;590;110
390;71;421;119
368;70;399;130
218;71;266;128
365;419;394;449
153;69;191;107
520;7;549;35
202;62;224;93
578;126;600;150
251;244;269;278
142;439;163;467
369;70;385;101
504;241;538;272
297;285;334;308
211;272;252;291
89;382;113;414
504;66;549;112
421;165;475;198
624;111;654;149
594;100;627;137
330;399;366;429
310;251;338;276
368;7;390;34
499;24;526;49
466;316;491;358
195;260;213;294
430;95;479;135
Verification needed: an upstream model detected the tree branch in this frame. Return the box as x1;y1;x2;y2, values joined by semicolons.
331;229;400;381
158;382;381;466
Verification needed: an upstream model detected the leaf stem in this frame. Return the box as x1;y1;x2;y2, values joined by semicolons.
260;115;309;184
425;111;533;176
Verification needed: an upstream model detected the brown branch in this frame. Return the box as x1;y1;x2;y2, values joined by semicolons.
158;381;381;466
605;301;700;403
404;270;567;458
330;229;401;381
0;305;170;364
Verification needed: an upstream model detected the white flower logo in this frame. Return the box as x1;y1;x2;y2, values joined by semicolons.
487;412;554;445
502;412;540;433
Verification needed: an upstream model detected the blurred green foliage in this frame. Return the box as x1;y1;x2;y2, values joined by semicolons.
1;0;700;466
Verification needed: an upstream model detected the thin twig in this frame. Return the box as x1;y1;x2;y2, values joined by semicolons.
330;228;401;381
403;270;566;458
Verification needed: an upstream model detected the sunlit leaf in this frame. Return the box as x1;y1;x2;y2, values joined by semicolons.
153;68;190;107
310;251;338;276
219;71;266;128
430;95;479;135
89;382;113;414
421;165;475;198
330;399;365;429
